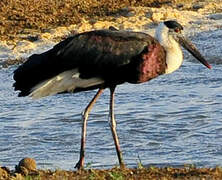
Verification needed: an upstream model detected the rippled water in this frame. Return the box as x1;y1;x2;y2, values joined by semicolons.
0;29;222;170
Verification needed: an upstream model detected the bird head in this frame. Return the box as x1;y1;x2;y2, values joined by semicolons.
163;20;211;69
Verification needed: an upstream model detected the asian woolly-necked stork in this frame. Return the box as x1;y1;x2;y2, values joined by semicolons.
13;20;211;169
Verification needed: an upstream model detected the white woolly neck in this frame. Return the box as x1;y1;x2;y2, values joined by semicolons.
155;22;183;74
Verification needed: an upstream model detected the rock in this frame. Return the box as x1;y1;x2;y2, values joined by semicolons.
193;4;204;10
145;11;153;19
177;4;184;9
208;13;222;20
0;166;10;179
15;157;38;176
118;7;135;17
27;35;39;42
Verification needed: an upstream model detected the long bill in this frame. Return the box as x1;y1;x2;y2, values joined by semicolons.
177;35;212;69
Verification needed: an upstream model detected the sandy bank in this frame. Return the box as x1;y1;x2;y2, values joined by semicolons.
0;0;222;66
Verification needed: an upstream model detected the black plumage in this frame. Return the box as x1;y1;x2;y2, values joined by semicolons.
13;20;211;169
13;29;166;96
13;29;167;169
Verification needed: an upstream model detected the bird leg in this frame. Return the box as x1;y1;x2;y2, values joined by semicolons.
75;88;104;170
109;86;125;168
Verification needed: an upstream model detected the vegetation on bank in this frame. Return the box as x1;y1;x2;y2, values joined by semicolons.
1;164;222;180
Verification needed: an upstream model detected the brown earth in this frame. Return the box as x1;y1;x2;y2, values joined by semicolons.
1;158;222;179
1;0;221;65
1;160;222;180
0;0;221;41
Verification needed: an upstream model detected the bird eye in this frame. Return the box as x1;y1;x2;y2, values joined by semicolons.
174;28;181;33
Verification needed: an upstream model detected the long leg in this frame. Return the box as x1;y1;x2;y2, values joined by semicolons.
109;86;125;168
75;88;104;169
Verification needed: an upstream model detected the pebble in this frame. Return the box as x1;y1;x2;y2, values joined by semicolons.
117;7;136;17
0;167;9;179
27;35;40;42
15;157;38;176
208;13;222;20
177;4;184;9
193;4;204;10
145;11;152;19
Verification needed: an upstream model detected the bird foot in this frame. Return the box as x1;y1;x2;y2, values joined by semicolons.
119;162;126;169
75;160;84;170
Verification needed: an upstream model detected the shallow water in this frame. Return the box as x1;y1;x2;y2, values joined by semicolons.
0;27;222;170
0;60;222;170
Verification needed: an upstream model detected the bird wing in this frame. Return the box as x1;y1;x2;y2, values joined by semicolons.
55;30;153;78
13;30;157;96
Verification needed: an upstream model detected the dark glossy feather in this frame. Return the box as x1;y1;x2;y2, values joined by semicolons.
13;29;166;96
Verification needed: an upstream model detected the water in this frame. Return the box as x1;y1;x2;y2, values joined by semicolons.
0;28;222;170
0;60;222;170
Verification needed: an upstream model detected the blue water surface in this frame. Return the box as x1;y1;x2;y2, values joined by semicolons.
0;60;221;170
0;28;222;170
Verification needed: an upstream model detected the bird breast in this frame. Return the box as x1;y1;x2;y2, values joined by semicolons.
137;43;166;83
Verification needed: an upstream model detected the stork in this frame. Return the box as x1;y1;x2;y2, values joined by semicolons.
13;20;211;169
